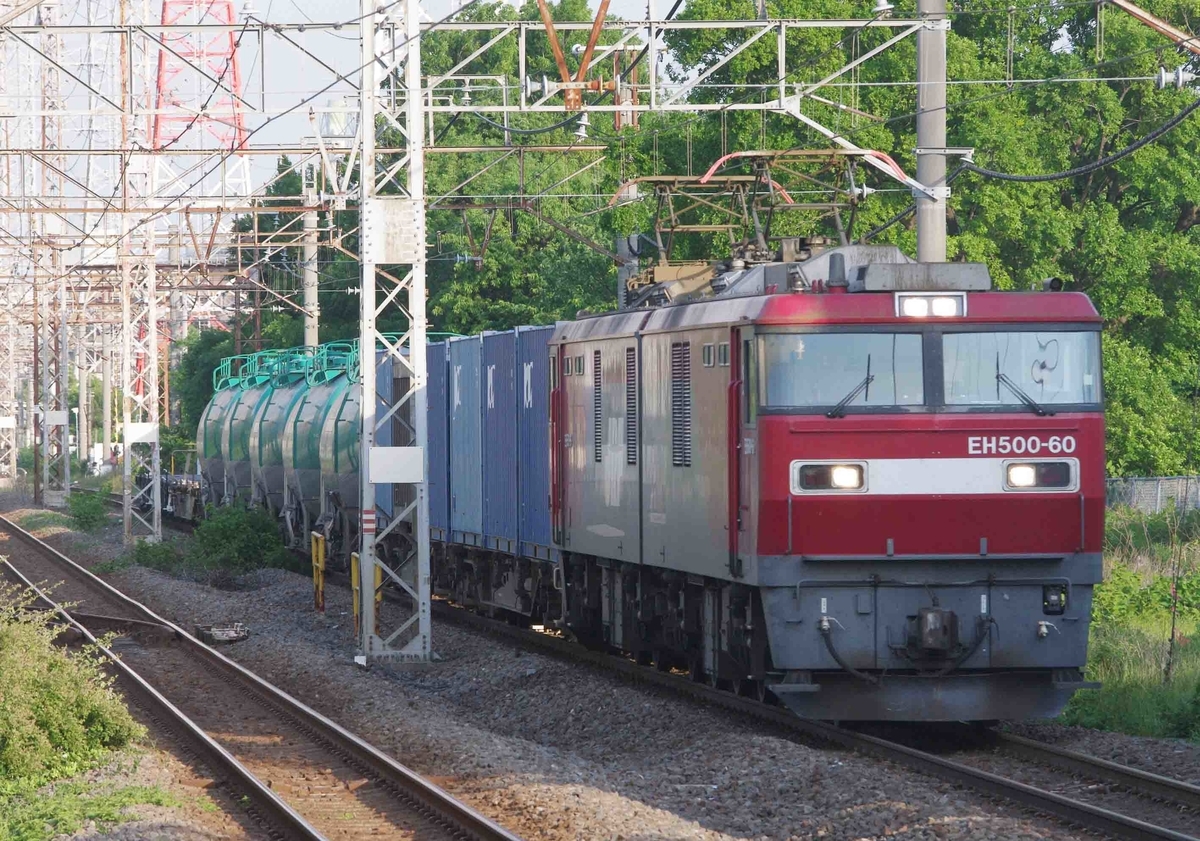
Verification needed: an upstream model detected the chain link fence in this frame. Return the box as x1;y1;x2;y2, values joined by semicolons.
1106;477;1200;513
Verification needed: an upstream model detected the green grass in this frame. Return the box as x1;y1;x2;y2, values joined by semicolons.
0;586;155;839
90;555;134;575
1062;504;1200;740
67;491;110;533
13;511;72;532
75;472;117;491
0;777;176;841
1063;614;1200;739
116;505;300;586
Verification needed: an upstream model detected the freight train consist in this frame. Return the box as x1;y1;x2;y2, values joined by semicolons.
192;242;1105;721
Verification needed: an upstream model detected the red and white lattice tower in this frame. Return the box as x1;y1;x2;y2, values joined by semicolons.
152;0;248;153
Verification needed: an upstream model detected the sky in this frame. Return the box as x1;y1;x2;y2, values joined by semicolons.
245;0;653;160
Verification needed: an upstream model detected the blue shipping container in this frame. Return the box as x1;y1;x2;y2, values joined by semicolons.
482;331;518;552
426;342;450;534
517;325;555;557
448;335;483;542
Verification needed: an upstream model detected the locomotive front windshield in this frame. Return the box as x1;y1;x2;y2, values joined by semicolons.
943;331;1101;406
761;333;924;408
759;328;1101;411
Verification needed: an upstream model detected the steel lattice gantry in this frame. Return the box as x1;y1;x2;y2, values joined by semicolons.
355;0;432;661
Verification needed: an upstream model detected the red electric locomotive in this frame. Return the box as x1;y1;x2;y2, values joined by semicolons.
551;242;1102;720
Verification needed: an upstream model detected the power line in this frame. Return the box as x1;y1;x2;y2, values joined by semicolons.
33;0;488;274
963;94;1200;182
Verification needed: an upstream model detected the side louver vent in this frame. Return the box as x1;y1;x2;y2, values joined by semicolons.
625;347;638;465
593;350;602;463
670;341;692;468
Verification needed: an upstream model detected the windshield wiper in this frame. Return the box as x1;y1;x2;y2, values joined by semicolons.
827;354;873;418
995;354;1054;416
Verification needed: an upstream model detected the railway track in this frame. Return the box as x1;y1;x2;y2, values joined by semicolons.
43;498;1198;839
75;486;197;533
428;597;1200;841
0;514;522;841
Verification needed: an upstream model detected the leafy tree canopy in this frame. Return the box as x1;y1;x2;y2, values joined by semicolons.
178;0;1200;475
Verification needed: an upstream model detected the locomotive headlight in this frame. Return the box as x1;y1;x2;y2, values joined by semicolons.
896;292;966;318
1005;461;1074;490
1007;464;1037;487
830;465;864;489
793;462;866;493
931;296;960;317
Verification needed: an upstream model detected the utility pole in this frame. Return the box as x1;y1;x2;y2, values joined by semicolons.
24;376;34;449
77;327;89;467
169;226;185;425
915;0;948;263
31;265;40;506
302;203;319;347
101;326;112;468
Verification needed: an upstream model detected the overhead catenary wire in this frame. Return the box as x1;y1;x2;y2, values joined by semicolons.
961;94;1200;182
28;0;488;276
25;1;1200;269
863;91;1200;241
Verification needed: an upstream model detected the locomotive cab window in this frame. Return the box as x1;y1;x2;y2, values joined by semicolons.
759;333;925;411
742;338;758;425
942;330;1101;408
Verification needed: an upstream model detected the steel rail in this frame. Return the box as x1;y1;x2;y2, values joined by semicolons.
994;731;1200;812
54;503;1197;840
0;514;523;841
429;599;1199;841
0;556;326;841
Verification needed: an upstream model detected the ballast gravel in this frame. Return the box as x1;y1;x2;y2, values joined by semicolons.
6;506;1154;840
1004;720;1200;786
85;562;1092;841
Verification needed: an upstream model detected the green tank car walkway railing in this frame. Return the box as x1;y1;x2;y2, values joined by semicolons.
212;332;466;392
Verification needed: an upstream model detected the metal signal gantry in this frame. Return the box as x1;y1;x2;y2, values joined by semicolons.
355;0;432;660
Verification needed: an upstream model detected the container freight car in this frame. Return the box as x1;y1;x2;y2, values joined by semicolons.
192;241;1105;722
431;325;558;617
448;336;483;546
427;341;450;541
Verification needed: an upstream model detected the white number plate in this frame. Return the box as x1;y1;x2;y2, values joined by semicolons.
968;435;1076;456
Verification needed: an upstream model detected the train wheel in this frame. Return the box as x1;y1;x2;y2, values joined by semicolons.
652;648;670;672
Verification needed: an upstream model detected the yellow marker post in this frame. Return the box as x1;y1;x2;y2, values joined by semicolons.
350;551;361;639
310;531;326;613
